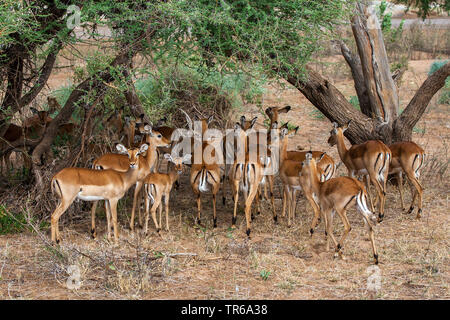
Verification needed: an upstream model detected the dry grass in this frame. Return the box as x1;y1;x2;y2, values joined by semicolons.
0;59;448;300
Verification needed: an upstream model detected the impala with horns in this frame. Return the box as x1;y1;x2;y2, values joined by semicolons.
143;153;191;234
388;141;425;219
328;121;390;222
300;152;379;264
50;143;149;244
90;125;170;235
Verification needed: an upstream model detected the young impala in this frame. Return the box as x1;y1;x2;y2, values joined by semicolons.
300;152;379;264
388;141;425;219
91;125;170;234
50;143;148;244
328;121;390;221
143;153;191;234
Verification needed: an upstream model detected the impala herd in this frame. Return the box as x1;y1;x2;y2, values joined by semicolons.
2;103;425;265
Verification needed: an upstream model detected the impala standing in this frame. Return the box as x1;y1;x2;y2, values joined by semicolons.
50;143;148;244
328;121;390;221
388;141;425;219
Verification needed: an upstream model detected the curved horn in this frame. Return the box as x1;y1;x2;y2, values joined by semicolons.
180;109;193;130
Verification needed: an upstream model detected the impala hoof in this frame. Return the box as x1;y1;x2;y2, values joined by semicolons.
407;206;414;214
90;228;96;239
273;215;278;224
374;254;379;265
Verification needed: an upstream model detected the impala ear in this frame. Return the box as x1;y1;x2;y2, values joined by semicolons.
234;122;241;130
164;153;173;161
139;143;149;154
279;105;291;113
207;115;214;125
280;127;289;137
281;121;289;129
250;116;258;128
332;122;338;129
240;115;246;127
265;107;273;117
143;124;153;136
305;151;313;161
116;144;128;154
343;120;351;131
318;152;326;162
294;126;299;134
271;121;278;129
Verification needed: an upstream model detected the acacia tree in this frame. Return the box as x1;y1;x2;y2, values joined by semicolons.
148;0;449;144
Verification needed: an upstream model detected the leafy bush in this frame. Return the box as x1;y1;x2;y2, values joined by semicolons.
134;65;266;126
429;60;450;105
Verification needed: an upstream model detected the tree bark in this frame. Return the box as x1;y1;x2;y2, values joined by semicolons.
351;3;399;129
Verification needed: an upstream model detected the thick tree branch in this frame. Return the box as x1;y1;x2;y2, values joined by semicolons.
393;62;450;141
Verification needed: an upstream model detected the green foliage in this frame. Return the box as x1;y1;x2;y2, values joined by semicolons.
393;0;450;19
260;269;271;281
429;60;450;105
0;205;26;234
349;95;361;111
134;64;266;123
429;60;449;75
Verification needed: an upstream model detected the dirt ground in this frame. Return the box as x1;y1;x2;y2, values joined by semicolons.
0;58;448;300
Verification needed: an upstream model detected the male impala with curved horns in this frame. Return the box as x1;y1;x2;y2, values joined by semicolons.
91;125;170;234
388;141;425;219
50;143;149;244
300;152;379;264
328;121;390;222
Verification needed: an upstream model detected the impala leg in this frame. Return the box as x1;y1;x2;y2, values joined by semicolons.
268;175;276;223
364;175;375;212
109;199;120;244
90;200;99;239
281;185;288;218
406;173;423;219
363;215;378;264
51;198;74;244
213;193;217;228
292;189;298;218
144;190;150;235
130;181;143;231
244;185;258;238
335;208;351;256
369;174;385;221
231;182;239;228
397;172;405;210
164;193;170;231
304;192;321;236
151;193;162;233
196;193;202;225
105;200;112;241
286;187;292;227
158;199;163;230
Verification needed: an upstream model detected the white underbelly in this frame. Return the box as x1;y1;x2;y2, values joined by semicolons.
77;193;105;201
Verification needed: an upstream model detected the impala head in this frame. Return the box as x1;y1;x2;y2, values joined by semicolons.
239;115;258;131
116;143;148;169
327;121;351;146
265;105;291;124
301;151;326;181
164;153;191;174
143;124;171;147
29;107;52;127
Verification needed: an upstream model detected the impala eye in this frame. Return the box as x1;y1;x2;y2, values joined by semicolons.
158;134;162;138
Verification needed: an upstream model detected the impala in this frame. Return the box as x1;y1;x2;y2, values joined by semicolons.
300;152;379;264
228;123;266;237
328;121;390;221
388;141;425;219
50;143;148;244
143;153;191;234
90;125;170;235
190;140;222;228
278;124;336;220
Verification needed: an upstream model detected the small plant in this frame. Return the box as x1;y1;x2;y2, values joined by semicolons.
349;96;360;111
260;269;271;281
308;109;324;120
0;205;26;235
